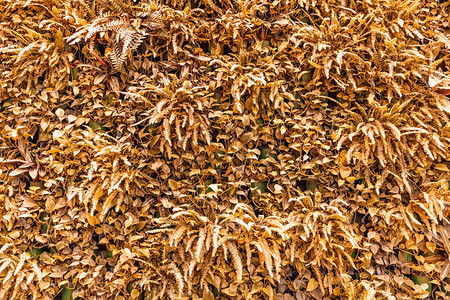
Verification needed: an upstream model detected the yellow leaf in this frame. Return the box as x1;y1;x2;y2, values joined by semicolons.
368;207;379;217
189;169;201;176
262;285;274;298
55;108;65;119
40;117;50;131
86;213;99;226
333;286;341;296
125;218;133;228
51;6;59;15
425;242;436;253
130;235;144;242
168;179;179;190
136;221;147;231
428;73;442;87
203;287;214;300
131;289;140;298
278;41;289;52
340;166;352;178
67;115;77;123
45;198;55;213
53;130;65;139
435;164;449;172
346;176;356;183
306;278;318;291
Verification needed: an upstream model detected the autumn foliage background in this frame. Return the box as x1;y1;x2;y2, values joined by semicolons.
0;0;449;299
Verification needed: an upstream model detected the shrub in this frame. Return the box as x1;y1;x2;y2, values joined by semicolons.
0;0;449;299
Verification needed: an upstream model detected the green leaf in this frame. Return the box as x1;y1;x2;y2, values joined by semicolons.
88;121;105;131
259;147;269;159
411;275;432;293
127;282;134;294
305;179;318;191
28;248;42;260
62;285;74;300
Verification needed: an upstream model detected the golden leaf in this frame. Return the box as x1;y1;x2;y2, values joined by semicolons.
339;166;352;179
306;278;319;292
168;179;179;190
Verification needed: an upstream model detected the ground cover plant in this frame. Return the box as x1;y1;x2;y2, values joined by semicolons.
0;0;449;299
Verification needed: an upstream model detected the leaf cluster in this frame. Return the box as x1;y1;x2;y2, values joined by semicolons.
0;0;449;299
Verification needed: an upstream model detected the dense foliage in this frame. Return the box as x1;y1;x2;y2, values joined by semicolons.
0;0;449;299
